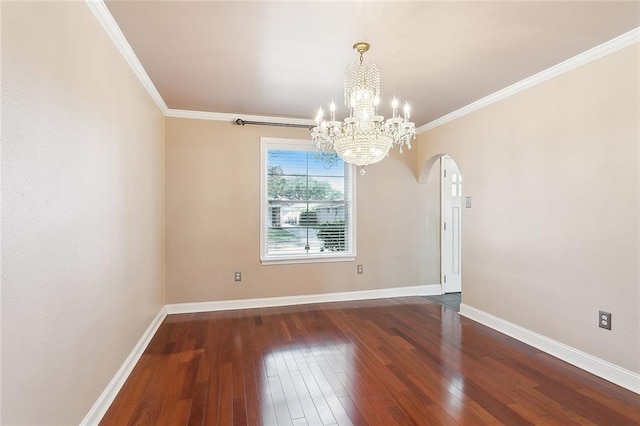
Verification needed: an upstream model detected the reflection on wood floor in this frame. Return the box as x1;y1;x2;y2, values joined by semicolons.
100;297;640;425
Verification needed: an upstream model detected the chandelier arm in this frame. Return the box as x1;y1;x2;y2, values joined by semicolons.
311;42;415;170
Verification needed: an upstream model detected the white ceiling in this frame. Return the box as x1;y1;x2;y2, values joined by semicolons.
105;1;639;127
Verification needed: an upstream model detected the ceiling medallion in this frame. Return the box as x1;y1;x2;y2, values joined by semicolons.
311;42;416;175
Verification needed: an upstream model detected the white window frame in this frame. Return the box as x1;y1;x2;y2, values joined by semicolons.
260;137;356;265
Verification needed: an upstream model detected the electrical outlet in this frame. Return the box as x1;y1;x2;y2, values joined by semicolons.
234;271;242;282
357;264;363;274
599;310;611;330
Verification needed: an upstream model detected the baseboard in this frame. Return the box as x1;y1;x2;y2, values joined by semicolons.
81;285;437;424
81;307;168;426
459;303;640;395
166;284;441;314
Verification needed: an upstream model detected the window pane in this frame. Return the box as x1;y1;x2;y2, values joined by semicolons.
268;150;344;177
266;202;347;255
268;175;345;202
262;141;353;262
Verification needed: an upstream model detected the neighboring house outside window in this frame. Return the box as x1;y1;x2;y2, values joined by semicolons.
260;137;356;264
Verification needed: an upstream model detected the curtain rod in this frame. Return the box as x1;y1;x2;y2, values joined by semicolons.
235;118;313;129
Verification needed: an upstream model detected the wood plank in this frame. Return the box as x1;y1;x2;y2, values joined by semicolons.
576;386;640;423
100;297;640;425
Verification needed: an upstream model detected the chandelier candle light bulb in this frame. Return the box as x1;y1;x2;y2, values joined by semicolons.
311;42;416;174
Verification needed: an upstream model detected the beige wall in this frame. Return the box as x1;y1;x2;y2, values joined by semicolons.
4;3;636;423
417;44;639;373
165;118;438;303
2;2;165;424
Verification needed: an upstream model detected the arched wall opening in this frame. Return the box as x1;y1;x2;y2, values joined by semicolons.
419;154;464;295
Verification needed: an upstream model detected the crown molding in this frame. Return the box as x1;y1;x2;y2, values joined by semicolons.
85;0;168;114
165;109;316;126
87;0;637;133
417;27;639;134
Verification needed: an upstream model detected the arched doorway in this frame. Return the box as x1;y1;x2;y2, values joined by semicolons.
441;155;462;294
419;154;463;297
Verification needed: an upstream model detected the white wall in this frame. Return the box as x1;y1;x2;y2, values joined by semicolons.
1;2;165;423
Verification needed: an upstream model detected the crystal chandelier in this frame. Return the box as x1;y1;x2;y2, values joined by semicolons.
311;42;416;174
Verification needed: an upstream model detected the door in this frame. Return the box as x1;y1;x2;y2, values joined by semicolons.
442;156;462;293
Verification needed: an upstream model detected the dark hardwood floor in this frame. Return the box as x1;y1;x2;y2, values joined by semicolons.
100;297;640;425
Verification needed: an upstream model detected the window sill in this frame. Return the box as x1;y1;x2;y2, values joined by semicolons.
261;254;356;265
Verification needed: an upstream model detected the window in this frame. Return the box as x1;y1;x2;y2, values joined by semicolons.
452;173;462;196
260;138;356;264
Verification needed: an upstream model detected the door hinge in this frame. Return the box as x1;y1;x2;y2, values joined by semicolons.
444;169;447;178
444;222;447;231
444;275;447;283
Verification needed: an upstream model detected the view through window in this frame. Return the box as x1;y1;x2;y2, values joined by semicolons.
261;139;354;263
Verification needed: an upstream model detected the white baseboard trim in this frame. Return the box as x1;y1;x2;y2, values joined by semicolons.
81;307;168;426
78;285;431;424
166;284;441;314
459;303;640;395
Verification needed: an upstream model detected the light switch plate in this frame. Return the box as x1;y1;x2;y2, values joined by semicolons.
465;196;472;208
